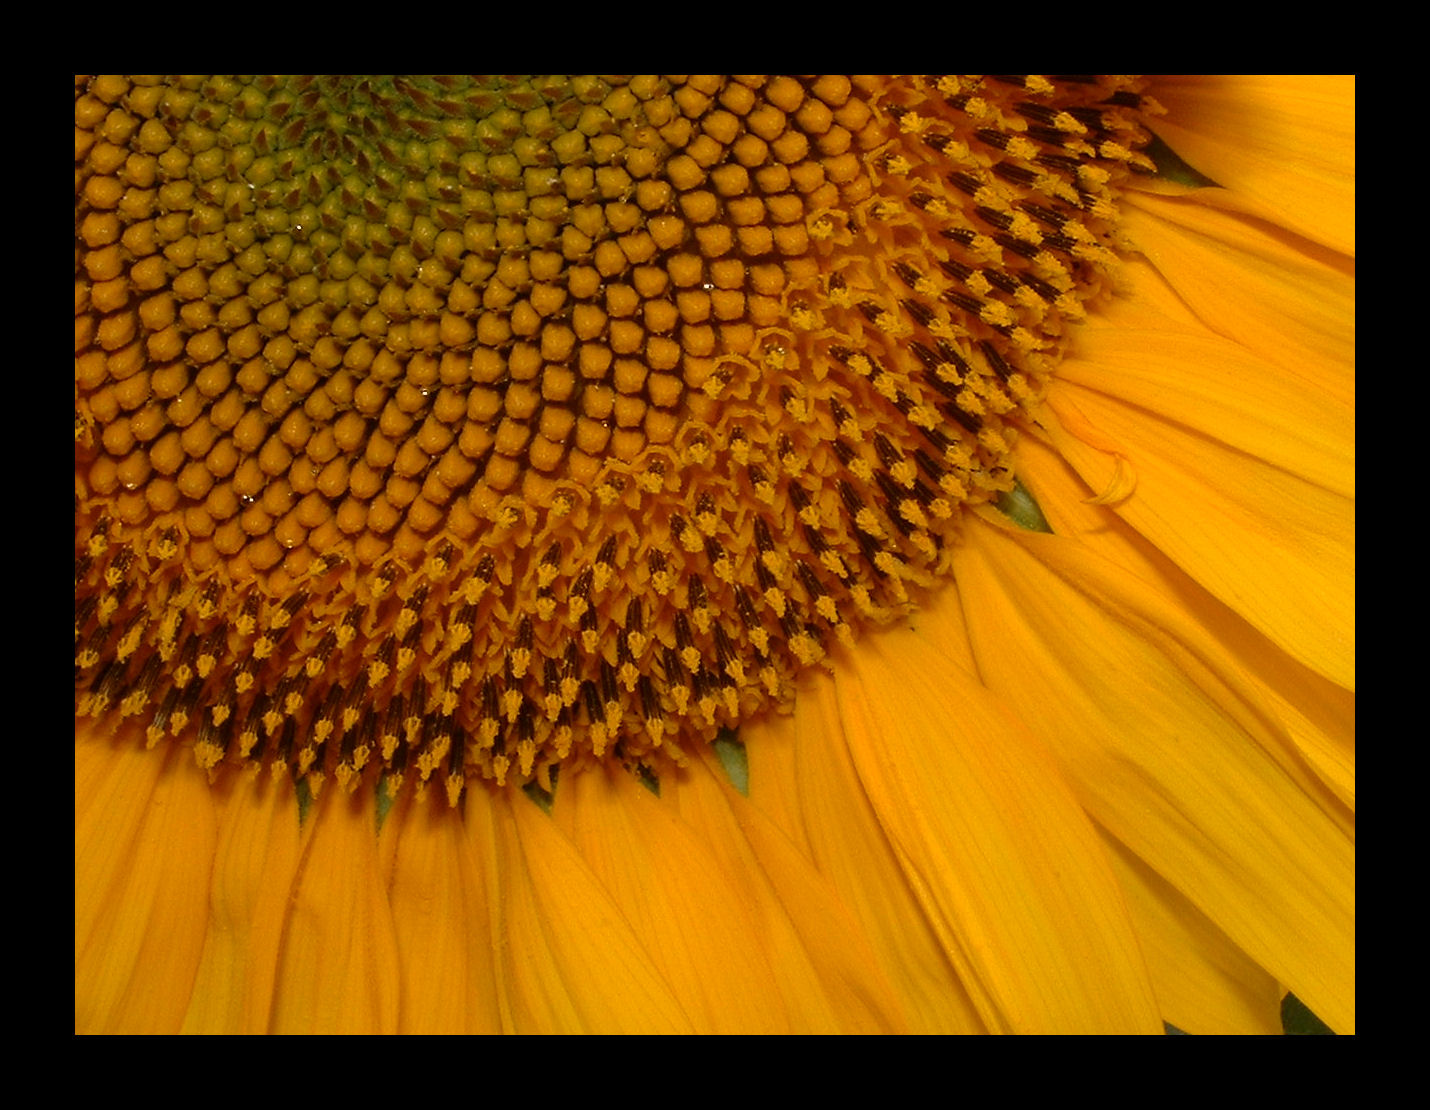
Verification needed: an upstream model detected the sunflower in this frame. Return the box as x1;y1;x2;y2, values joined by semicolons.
75;75;1355;1035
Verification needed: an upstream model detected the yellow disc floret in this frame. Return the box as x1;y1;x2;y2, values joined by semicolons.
75;75;1153;797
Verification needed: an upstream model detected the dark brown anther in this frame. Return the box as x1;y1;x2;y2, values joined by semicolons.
873;433;903;473
713;622;737;673
446;719;466;776
942;289;984;315
674;611;696;656
580;679;603;729
638;674;661;723
902;298;936;328
893;261;923;288
838;480;868;521
978;339;1014;381
947;171;982;197
795;560;827;604
599;659;620;709
239;695;270;762
199;705;236;763
733;586;761;631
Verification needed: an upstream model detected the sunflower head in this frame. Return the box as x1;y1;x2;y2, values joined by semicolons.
75;75;1154;799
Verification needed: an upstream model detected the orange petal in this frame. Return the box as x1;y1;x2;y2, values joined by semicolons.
180;770;301;1033
553;763;805;1033
1118;193;1355;409
76;726;216;1034
676;750;911;1033
383;790;503;1034
269;786;401;1033
951;516;1355;1032
486;788;695;1033
830;620;1164;1033
750;673;986;1033
1147;76;1355;257
1102;833;1282;1035
1045;272;1354;691
1060;248;1352;495
1014;431;1355;813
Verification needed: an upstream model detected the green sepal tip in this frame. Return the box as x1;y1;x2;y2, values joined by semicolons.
635;763;660;797
995;479;1053;534
712;728;749;796
296;777;315;825
522;778;556;815
375;775;398;830
1143;131;1220;189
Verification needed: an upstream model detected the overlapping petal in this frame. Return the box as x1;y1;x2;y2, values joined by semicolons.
269;787;401;1033
825;622;1163;1033
1012;431;1356;814
181;770;301;1033
483;785;695;1033
1044;272;1354;690
743;681;987;1033
948;515;1355;1032
1146;76;1354;257
382;791;503;1034
1101;834;1282;1035
76;726;216;1034
670;755;910;1033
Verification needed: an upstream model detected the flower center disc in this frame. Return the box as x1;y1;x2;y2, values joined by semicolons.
75;75;1152;799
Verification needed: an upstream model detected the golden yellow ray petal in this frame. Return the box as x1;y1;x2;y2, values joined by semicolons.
381;791;503;1034
1060;253;1352;498
1146;76;1355;257
1014;432;1355;813
1102;831;1282;1035
726;580;995;1029
676;750;911;1033
950;516;1355;1032
552;763;810;1033
767;671;986;1034
1046;373;1354;692
180;771;301;1033
484;788;695;1033
269;787;401;1034
830;623;1164;1034
1043;257;1355;694
76;727;216;1034
1119;194;1355;408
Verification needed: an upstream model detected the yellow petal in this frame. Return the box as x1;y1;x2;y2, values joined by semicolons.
1146;76;1355;257
831;621;1164;1033
180;771;301;1033
269;786;401;1033
487;788;695;1033
754;675;986;1033
554;763;805;1033
1103;833;1282;1035
1045;271;1355;691
951;516;1355;1032
676;751;910;1033
1014;431;1356;812
1118;193;1355;408
1061;249;1352;496
383;790;503;1034
1047;381;1354;692
76;726;216;1034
